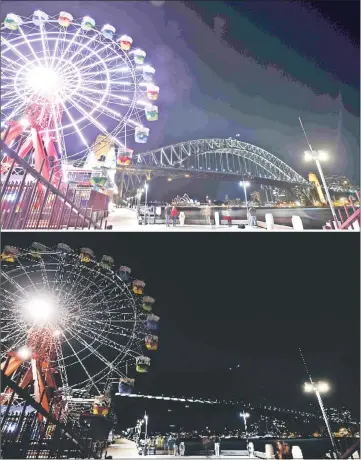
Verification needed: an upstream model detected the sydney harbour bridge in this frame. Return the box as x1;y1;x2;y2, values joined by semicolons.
116;138;310;198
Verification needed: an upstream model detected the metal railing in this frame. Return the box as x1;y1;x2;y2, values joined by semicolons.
1;140;104;230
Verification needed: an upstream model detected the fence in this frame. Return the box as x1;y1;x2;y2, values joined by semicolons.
1;140;108;230
323;192;360;230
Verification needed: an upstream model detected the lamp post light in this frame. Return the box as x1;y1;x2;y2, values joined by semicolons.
239;181;250;209
144;413;149;455
303;381;338;457
144;183;149;225
239;411;250;441
137;188;144;218
304;150;338;228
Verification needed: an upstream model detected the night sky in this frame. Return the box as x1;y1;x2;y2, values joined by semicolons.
2;0;360;202
1;232;359;415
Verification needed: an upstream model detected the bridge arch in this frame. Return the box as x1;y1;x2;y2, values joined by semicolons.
121;138;308;194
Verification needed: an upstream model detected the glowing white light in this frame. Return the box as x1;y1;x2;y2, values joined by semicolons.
304;382;314;393
17;346;32;360
22;295;57;325
317;381;330;393
20;117;29;127
318;150;328;161
26;67;60;96
304;151;313;162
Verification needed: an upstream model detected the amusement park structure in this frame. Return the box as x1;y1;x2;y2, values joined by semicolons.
1;242;159;433
1;9;160;208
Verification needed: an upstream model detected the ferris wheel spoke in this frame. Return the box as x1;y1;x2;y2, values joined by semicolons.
55;340;69;389
0;41;34;69
18;27;43;68
72;327;136;371
74;92;124;123
1;271;30;298
54;28;83;73
16;260;41;295
69;97;126;149
39;25;51;66
61;331;102;395
77;323;140;360
58;99;89;149
81;316;136;339
47;102;66;158
65;34;108;69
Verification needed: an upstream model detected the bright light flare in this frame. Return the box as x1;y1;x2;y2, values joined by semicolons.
240;411;250;418
22;295;58;325
240;181;250;187
26;67;60;96
304;151;313;161
317;150;328;161
17;346;32;360
317;381;330;393
304;382;314;393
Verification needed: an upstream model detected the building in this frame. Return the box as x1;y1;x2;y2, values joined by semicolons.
325;175;359;193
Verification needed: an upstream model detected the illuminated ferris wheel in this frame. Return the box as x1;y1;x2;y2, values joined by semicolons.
0;243;160;414
1;10;160;182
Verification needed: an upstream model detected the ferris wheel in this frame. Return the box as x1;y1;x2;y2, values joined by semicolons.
1;10;160;182
0;243;160;413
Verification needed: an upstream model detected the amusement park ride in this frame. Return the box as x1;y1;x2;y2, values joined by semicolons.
1;9;160;205
0;242;160;424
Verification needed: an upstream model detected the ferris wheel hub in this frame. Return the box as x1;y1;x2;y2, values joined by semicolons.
27;66;60;97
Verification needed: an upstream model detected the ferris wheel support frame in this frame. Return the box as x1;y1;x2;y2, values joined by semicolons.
1;351;59;418
2;120;61;185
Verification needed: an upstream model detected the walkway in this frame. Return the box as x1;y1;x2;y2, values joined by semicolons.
104;208;264;231
105;440;251;458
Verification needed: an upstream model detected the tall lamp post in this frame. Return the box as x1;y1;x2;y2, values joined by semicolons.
239;411;250;442
239;181;250;211
144;413;149;455
304;381;338;457
144;183;149;225
137;188;144;218
304;150;338;228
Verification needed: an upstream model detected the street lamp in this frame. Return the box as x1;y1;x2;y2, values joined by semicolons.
304;150;338;228
303;381;338;457
239;181;250;209
144;413;149;455
239;411;250;440
144;182;149;224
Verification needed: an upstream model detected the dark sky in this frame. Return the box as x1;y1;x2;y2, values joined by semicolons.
2;232;359;414
2;0;360;197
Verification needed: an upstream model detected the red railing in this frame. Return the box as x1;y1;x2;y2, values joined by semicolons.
323;191;360;230
1;140;108;230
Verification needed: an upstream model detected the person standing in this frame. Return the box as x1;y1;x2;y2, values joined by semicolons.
247;441;254;457
204;205;211;226
165;204;171;227
179;210;185;226
174;436;181;456
167;435;174;455
224;206;232;227
214;435;221;457
249;206;257;227
179;441;185;456
171;206;178;226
